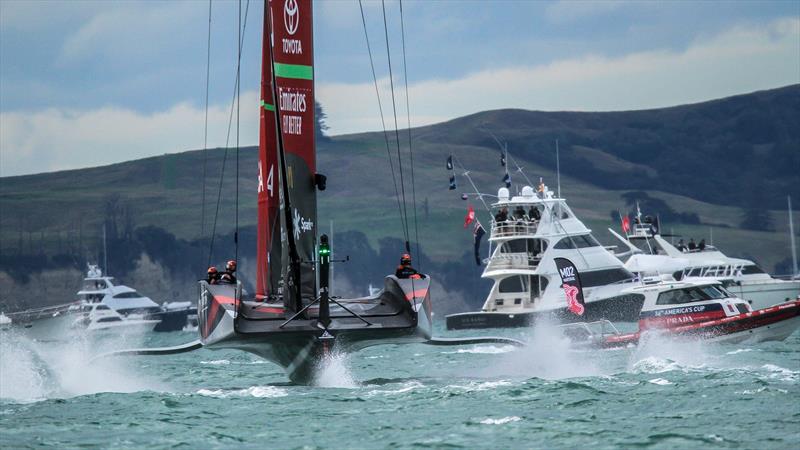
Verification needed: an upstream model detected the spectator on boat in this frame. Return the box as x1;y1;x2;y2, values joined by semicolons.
396;253;425;279
529;206;541;221
677;239;686;252
220;260;237;284
514;206;526;220
494;207;509;223
688;238;697;251
698;239;706;251
207;266;220;285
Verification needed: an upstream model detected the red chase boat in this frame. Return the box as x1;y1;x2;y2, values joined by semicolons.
561;279;800;349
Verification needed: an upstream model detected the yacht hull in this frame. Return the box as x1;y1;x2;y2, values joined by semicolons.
445;294;644;330
727;280;800;310
198;277;432;383
598;300;800;348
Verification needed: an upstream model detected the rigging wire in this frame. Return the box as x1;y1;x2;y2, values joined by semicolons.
235;0;241;264
200;0;212;243
381;0;411;251
398;0;421;266
357;0;408;245
207;0;250;267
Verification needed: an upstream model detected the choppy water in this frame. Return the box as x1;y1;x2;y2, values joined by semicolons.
1;323;798;449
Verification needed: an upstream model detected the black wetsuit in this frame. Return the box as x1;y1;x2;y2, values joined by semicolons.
396;264;424;279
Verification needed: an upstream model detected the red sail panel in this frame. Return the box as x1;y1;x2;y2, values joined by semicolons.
268;0;317;301
256;3;281;299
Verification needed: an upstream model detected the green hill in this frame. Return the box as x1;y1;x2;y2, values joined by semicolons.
1;85;798;312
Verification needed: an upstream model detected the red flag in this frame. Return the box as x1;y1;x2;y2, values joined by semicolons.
563;284;585;315
621;216;631;233
464;205;475;228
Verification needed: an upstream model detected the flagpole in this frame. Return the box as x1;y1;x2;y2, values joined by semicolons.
555;139;561;198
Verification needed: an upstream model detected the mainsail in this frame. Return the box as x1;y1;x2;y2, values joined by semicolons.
256;2;282;299
266;0;317;308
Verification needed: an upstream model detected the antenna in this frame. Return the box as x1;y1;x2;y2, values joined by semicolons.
102;223;108;274
789;195;798;276
555;139;561;198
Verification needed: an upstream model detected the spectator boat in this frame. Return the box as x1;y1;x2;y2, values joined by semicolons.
446;183;644;330
609;211;800;310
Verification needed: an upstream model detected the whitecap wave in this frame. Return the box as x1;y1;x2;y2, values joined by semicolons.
648;378;673;386
196;386;288;398
364;380;424;397
480;416;521;425
442;345;516;355
200;359;231;365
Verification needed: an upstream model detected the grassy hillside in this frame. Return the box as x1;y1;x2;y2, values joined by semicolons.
1;86;798;282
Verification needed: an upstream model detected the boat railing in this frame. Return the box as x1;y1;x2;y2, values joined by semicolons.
485;253;542;272
5;301;82;322
491;220;539;238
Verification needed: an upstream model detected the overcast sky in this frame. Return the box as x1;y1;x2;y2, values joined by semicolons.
1;0;798;177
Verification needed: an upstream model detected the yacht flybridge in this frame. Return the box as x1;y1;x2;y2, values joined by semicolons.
610;213;800;310
446;183;643;330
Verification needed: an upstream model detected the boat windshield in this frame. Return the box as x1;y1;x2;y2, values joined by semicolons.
113;292;144;299
83;279;109;290
656;285;728;305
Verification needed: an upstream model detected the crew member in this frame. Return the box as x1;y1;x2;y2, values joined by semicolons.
395;253;425;279
688;238;697;251
207;266;220;284
677;239;686;251
698;239;706;251
220;260;237;284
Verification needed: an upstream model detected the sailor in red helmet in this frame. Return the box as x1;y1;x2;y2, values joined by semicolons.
395;253;425;279
220;260;238;284
206;266;220;285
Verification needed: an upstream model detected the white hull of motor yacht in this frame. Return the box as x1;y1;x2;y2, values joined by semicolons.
727;280;800;310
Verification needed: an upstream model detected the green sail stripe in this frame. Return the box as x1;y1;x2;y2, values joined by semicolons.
273;62;313;80
260;100;275;111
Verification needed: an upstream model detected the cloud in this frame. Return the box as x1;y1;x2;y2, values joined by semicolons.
317;17;800;134
545;0;629;24
1;18;798;177
0;91;259;177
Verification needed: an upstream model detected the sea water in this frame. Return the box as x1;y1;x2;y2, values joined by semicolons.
1;323;798;449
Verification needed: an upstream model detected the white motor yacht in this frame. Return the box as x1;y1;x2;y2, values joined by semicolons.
610;213;800;310
70;303;159;332
78;264;161;317
446;182;642;330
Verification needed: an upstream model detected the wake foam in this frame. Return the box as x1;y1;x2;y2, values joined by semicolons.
0;328;162;403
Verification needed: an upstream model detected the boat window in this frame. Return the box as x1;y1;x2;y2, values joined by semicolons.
83;280;108;290
554;234;601;250
530;275;549;295
500;239;547;255
495;299;504;306
580;268;635;287
113;292;143;299
96;305;111;310
498;276;528;293
656;286;724;305
96;317;122;323
740;265;765;275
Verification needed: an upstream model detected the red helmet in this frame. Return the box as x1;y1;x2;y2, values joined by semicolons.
226;260;237;271
400;253;412;264
207;266;218;274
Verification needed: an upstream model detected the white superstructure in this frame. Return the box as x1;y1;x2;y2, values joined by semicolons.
478;183;637;315
78;264;161;316
611;215;800;310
